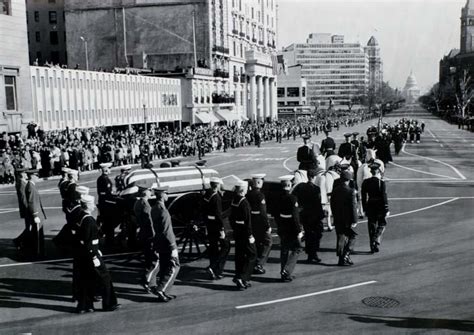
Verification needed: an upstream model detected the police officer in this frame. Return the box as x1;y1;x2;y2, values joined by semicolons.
320;130;336;157
246;174;272;274
115;165;131;192
295;169;325;263
277;175;303;282
24;169;47;259
361;162;389;253
97;163;117;248
297;135;318;171
230;180;256;290
203;177;230;280
330;170;358;266
150;185;180;302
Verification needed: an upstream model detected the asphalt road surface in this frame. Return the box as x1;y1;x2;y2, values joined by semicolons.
1;106;473;334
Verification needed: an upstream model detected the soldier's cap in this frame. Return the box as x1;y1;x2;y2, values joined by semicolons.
121;165;132;172
76;186;90;195
67;169;79;176
234;180;248;189
340;170;353;181
302;135;311;140
80;194;95;205
26;169;39;175
352;132;359;137
343;133;352;138
278;175;294;183
251;173;266;180
210;177;223;185
369;162;381;171
99;163;113;169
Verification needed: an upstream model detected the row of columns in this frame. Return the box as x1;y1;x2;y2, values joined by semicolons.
248;75;277;122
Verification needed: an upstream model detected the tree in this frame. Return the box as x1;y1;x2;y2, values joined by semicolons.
452;69;473;118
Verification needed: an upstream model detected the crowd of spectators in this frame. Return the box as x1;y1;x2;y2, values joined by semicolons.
0;109;375;185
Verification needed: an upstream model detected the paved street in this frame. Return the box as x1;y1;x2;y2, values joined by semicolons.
1;107;473;334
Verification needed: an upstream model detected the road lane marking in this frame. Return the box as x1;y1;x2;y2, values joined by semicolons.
235;281;378;310
388;196;474;200
427;129;437;139
389;161;456;180
283;155;294;172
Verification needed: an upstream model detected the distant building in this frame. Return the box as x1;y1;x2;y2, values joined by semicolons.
64;0;279;123
461;0;474;54
364;36;383;94
0;0;33;133
281;33;369;109
402;72;421;104
26;0;67;66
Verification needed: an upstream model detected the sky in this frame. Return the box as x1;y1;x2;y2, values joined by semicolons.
277;0;467;93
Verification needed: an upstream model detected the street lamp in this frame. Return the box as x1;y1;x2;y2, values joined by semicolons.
79;36;89;71
142;98;147;134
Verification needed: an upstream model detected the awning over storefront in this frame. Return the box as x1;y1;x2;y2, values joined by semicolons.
240;114;249;121
208;112;220;124
215;110;240;122
195;112;212;124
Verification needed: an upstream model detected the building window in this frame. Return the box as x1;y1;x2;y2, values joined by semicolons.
1;0;11;15
277;87;285;98
35;31;41;42
51;51;60;64
50;31;58;45
49;11;57;24
49;0;56;3
287;87;300;97
4;76;17;111
34;11;39;22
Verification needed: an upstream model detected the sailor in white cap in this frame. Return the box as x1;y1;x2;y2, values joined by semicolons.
203;176;229;280
230;179;256;290
277;175;303;282
97;162;116;248
246;174;272;275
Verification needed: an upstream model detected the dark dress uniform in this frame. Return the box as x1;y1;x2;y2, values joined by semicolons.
246;188;272;270
24;180;46;259
150;202;180;295
76;214;119;312
361;176;389;252
97;174;117;247
230;195;257;284
58;178;70;212
115;174;126;192
296;145;318;171
295;182;325;262
13;178;28;250
320;136;336;156
134;197;157;286
330;182;358;265
203;189;230;278
338;141;356;159
277;191;303;279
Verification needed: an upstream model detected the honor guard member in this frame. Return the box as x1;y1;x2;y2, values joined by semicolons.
320;130;336;157
338;133;356;159
330;170;358;266
13;168;28;252
351;133;360;160
24;169;47;259
297;135;318;171
58;167;71;212
277;175;303;282
115;165;131;192
295;169;325;263
230;180;257;290
246;174;272;274
64;169;79;210
97;163;117;248
361;162;389;253
150;185;180;302
75;195;120;313
203;177;230;280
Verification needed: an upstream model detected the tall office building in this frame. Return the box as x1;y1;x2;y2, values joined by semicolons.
364;36;383;94
26;0;67;66
281;33;369;108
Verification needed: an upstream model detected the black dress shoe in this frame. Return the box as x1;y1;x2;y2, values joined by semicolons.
373;245;379;253
232;278;246;290
215;274;224;280
103;304;121;312
345;256;354;265
206;267;217;280
307;256;322;264
164;293;176;300
153;291;170;303
142;282;154;294
253;266;266;274
281;275;293;282
93;296;102;302
243;280;252;288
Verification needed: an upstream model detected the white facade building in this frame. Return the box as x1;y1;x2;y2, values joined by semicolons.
0;0;33;133
30;66;181;131
277;63;314;118
281;33;369;109
403;72;421;105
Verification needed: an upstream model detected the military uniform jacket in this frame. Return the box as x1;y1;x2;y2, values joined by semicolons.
77;214;101;260
320;137;336;155
338;142;356;159
97;174;113;205
330;183;357;230
230;195;252;239
361;176;389;217
203;189;225;234
25;181;46;220
115;174;126;192
246;189;269;235
295;182;325;221
64;182;78;209
134;198;154;241
277;192;302;238
297;145;318;170
16;179;27;219
151;202;177;253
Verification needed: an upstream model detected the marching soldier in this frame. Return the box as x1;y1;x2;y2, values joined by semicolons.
277;175;303;282
296;135;318;171
150;185;180;302
330;170;358;266
361;162;389;253
246;174;272;274
115;165;131;192
230;180;257;290
97;163;117;248
203;177;230;280
24;169;47;259
320;130;336;157
13;168;28;252
295;169;325;263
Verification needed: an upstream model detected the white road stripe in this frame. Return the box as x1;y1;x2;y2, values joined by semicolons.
235;281;378;309
283;155;294;172
389;161;456;180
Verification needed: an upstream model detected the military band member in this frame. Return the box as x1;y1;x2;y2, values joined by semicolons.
150;185;180;303
361;162;389;253
330;170;358;266
24;169;47;259
320;130;336;157
230;180;257;290
277;175;303;282
297;135;318;171
295;169;325;263
246;174;272;274
13;168;28;252
115;165;131;192
97;163;117;248
203;177;230;280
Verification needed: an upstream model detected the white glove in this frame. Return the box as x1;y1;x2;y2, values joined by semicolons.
267;227;272;234
171;248;179;259
92;256;101;267
249;236;255;244
351;223;358;228
219;230;226;240
34;217;41;225
297;232;303;240
386;211;391;217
